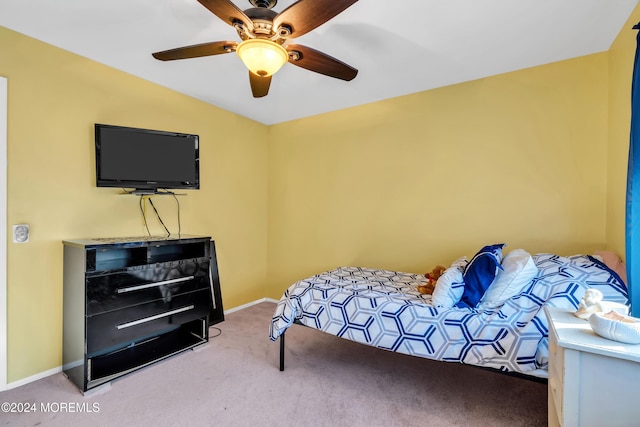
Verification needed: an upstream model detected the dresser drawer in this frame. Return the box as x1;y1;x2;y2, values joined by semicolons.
547;325;564;422
86;289;211;355
549;372;563;423
548;327;564;380
86;259;210;315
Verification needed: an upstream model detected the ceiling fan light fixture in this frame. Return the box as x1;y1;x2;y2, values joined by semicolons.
236;39;288;77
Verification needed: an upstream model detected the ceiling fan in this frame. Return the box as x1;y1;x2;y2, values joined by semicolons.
152;0;359;98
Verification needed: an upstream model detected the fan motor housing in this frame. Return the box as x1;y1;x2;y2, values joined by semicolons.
238;8;282;40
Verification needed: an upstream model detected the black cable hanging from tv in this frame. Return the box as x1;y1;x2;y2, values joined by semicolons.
147;198;170;236
138;193;182;237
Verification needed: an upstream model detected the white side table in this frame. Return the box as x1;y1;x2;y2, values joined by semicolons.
544;306;640;427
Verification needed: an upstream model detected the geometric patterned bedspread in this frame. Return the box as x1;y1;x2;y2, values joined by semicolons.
269;254;628;377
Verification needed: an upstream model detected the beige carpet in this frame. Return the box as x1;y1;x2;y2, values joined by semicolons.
0;302;547;427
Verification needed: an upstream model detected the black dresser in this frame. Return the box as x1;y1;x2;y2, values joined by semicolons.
62;235;223;393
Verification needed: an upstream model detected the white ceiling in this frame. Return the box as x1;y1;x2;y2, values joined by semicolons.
1;0;638;125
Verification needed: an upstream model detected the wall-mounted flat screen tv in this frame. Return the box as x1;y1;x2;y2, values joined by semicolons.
95;123;200;194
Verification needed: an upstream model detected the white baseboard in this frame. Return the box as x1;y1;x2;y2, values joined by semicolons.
223;297;277;315
7;299;278;390
6;366;62;390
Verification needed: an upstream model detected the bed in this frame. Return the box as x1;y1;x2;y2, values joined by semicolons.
269;249;629;379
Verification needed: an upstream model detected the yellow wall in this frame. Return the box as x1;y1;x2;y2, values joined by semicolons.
0;27;269;382
607;6;640;259
3;4;638;383
267;54;610;297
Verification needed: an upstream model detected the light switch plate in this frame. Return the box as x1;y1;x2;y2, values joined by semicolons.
13;224;30;243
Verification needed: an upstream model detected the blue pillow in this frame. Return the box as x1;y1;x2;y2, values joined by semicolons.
456;244;506;308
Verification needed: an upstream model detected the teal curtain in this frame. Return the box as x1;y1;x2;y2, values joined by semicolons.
627;24;640;315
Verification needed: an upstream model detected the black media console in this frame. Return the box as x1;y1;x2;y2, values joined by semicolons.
62;235;223;393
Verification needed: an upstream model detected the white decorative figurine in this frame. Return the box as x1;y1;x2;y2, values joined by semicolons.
574;289;605;320
574;288;629;320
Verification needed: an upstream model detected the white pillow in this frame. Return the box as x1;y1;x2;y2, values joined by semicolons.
479;249;538;310
432;256;468;308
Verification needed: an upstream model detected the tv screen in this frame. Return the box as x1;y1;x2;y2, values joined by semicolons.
95;124;200;193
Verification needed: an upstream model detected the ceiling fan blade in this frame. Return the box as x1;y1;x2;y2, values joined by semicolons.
274;0;358;38
197;0;251;27
287;44;357;81
152;41;237;61
249;71;272;98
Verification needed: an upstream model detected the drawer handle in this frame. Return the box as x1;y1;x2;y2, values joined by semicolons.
116;305;195;330
116;276;195;294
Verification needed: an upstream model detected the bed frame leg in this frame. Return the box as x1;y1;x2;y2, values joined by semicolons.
279;332;285;371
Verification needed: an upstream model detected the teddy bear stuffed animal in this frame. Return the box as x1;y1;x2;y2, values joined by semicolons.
417;265;447;295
